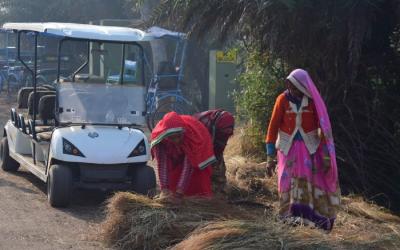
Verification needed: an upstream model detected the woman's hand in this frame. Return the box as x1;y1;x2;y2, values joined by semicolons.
266;156;277;177
156;189;184;205
156;189;173;202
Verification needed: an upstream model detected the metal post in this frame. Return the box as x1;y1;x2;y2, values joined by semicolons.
32;32;38;164
72;41;90;81
178;39;187;83
57;39;65;82
120;43;126;84
17;32;34;85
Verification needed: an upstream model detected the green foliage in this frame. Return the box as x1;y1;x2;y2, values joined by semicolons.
234;50;285;157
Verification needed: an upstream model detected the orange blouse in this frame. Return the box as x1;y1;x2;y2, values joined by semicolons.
265;93;319;144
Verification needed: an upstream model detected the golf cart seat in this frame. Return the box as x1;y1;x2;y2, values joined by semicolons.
156;61;178;90
17;87;48;109
27;90;56;116
27;95;57;137
26;118;53;141
18;114;27;134
37;131;52;141
38;95;56;125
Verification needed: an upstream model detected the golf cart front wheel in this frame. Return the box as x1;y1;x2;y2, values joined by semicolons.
47;164;73;207
0;137;20;172
131;165;156;196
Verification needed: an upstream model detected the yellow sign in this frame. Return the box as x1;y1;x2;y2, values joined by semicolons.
216;50;237;63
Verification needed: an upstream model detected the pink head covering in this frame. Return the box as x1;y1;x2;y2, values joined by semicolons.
287;69;338;192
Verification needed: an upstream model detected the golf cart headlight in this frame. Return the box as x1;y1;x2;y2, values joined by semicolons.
62;138;85;157
128;139;146;158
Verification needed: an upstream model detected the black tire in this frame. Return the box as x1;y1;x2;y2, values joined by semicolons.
131;165;156;195
47;164;73;207
0;137;20;172
149;100;193;130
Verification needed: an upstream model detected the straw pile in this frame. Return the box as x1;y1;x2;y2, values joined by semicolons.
174;215;400;250
100;132;400;249
100;192;253;250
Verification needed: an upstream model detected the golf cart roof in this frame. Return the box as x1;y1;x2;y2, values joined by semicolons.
2;23;186;42
2;22;147;42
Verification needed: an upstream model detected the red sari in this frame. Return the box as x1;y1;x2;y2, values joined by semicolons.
151;112;216;196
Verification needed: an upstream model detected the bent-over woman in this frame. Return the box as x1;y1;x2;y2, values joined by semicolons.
151;112;217;203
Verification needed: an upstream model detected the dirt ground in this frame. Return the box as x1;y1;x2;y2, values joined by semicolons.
0;93;108;250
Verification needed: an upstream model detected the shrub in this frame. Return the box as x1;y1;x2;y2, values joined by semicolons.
233;50;285;158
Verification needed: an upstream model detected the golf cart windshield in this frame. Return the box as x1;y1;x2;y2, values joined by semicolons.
58;82;146;125
54;39;147;126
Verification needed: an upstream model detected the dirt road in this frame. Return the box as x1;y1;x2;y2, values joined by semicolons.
0;93;107;250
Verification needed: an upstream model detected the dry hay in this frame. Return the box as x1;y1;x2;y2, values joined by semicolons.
173;219;331;250
101;191;400;250
330;196;400;248
99;192;251;250
225;155;277;199
224;130;277;202
341;196;400;224
174;215;400;250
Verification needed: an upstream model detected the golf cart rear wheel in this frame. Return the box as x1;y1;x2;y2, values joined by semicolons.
0;137;20;172
47;164;73;207
131;165;156;196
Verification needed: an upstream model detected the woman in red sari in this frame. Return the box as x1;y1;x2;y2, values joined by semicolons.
151;112;217;203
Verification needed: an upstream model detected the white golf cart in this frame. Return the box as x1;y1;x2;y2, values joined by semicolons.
0;23;157;207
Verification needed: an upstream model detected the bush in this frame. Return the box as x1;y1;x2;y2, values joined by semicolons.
234;50;285;158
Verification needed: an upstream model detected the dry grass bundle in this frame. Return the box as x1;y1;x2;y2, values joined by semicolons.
173;219;333;250
224;131;277;202
341;196;400;223
329;196;400;248
174;216;400;250
100;192;250;250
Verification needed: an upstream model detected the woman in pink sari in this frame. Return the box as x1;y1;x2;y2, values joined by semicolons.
266;69;341;231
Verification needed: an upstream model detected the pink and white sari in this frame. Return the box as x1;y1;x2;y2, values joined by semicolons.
278;69;341;231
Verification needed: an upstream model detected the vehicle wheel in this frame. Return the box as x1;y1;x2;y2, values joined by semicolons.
131;165;156;196
47;164;73;207
0;137;20;172
149;100;193;130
